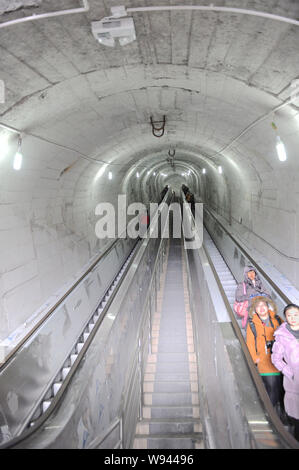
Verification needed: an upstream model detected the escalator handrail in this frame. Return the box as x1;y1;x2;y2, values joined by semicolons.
0;191;173;449
203;205;292;305
0;192;171;367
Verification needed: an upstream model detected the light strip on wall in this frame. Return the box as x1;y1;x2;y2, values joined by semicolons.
13;151;22;170
276;136;287;162
13;135;23;170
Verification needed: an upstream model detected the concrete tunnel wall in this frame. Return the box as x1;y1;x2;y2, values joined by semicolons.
0;0;298;342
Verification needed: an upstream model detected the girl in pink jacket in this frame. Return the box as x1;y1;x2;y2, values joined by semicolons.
272;304;299;441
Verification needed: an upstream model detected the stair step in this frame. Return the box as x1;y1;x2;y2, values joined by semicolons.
156;362;190;373
155;353;190;363
154;373;192;382
136;419;202;435
143;405;200;420
42;400;51;413
149;381;197;393
144;392;198;407
133;434;204;449
157;343;189;353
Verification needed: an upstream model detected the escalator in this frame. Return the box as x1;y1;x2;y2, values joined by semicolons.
0;190;298;449
133;230;203;449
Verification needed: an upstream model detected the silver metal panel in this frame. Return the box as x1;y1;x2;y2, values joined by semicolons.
0;237;137;441
184;243;284;448
1;194;172;448
181;197;297;449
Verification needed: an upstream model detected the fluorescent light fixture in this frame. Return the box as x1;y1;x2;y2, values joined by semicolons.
136;172;139;178
276;136;287;161
218;165;222;174
13;135;23;170
153;172;156;176
94;163;108;181
91;17;136;47
13;151;22;170
108;171;112;180
202;168;206;174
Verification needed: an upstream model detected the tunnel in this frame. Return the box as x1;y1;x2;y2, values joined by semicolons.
0;0;299;450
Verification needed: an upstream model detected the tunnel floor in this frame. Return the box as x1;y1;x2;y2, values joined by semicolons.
133;235;204;449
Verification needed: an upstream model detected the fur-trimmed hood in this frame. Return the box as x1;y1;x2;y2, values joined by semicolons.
248;295;278;318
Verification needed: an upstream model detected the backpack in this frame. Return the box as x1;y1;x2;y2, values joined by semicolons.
234;282;249;328
248;314;282;353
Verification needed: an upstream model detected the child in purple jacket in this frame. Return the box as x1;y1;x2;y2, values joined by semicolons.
272;304;299;441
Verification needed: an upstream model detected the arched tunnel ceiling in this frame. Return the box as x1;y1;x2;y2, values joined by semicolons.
0;0;299;179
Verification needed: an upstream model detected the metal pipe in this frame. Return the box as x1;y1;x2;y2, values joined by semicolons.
126;5;299;27
0;123;20;135
0;0;89;29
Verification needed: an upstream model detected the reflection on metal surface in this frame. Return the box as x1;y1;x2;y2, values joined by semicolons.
182;193;299;449
1;191;173;449
107;314;116;321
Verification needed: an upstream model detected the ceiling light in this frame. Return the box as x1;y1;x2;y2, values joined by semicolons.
218;166;222;174
202;168;206;174
94;163;108;181
13;151;22;170
108;171;113;180
136;172;139;178
13;135;23;170
276;136;287;162
91;17;136;47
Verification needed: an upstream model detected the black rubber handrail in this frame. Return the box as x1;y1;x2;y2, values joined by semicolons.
0;239;141;449
0;231;133;369
203;206;292;305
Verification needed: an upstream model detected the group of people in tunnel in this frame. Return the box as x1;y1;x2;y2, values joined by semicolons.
182;185;195;215
234;265;299;441
160;185;169;204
